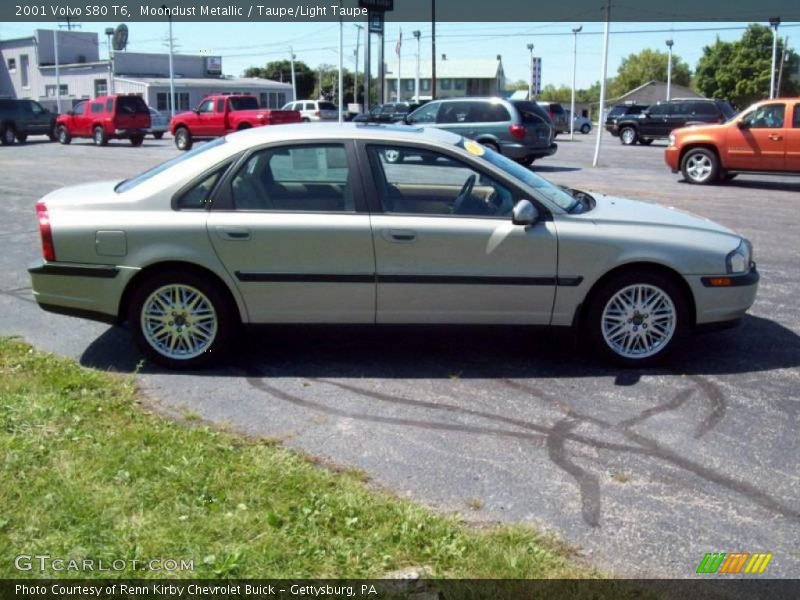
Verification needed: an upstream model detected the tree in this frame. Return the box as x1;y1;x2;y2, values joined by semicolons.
506;79;529;91
243;60;316;100
611;48;691;97
695;24;799;109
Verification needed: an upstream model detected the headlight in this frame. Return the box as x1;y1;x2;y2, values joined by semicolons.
726;239;752;274
668;133;676;147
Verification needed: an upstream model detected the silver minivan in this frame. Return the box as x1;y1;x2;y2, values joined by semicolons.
405;97;556;165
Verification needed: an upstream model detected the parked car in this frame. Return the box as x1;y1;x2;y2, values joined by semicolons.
55;95;151;147
282;100;339;122
147;107;169;139
666;98;800;184
353;102;419;124
537;101;569;134
566;109;592;134
29;123;758;369
405;97;556;165
170;95;301;151
610;98;736;146
0;97;58;145
604;102;649;134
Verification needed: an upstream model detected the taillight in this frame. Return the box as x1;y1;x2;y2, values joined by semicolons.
315;110;320;117
36;200;56;262
509;124;526;140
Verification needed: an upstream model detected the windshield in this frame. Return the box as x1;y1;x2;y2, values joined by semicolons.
115;138;227;193
465;140;578;212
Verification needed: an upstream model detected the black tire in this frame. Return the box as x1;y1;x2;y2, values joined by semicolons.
680;147;719;185
480;141;500;154
236;123;252;131
720;172;737;182
515;156;535;166
57;125;72;145
1;124;16;146
130;135;145;147
174;127;193;151
93;126;108;146
638;138;654;145
619;126;638;145
585;270;688;367
302;117;311;123
128;271;235;369
16;133;28;143
580;124;591;134
48;127;58;142
153;131;164;140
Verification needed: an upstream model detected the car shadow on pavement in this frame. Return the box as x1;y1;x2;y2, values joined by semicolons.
80;313;799;381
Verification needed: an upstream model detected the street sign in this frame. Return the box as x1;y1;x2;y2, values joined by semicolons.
531;57;542;96
359;0;393;11
368;11;383;34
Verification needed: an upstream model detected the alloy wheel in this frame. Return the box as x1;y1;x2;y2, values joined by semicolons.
685;153;713;183
601;284;677;359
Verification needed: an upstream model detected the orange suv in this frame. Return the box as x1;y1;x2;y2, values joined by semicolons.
665;98;800;184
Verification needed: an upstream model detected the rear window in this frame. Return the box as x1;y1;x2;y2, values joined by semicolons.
318;101;337;110
512;101;551;124
115;96;148;115
228;96;259;111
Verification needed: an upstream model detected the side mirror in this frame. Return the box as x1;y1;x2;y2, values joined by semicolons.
512;200;538;226
66;110;74;116
736;120;749;129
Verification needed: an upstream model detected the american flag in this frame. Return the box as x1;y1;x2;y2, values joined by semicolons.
396;29;402;56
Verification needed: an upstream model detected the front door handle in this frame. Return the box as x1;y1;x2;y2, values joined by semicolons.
381;229;417;243
768;134;783;141
215;226;251;241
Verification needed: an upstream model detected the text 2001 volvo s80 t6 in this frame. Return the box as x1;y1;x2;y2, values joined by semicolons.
29;124;758;368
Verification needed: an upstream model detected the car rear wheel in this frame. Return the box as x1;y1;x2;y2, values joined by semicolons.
152;131;164;140
580;124;591;134
130;134;144;147
681;148;719;185
174;127;193;151
480;141;500;154
129;272;234;369
620;126;638;145
57;125;71;144
586;271;687;367
1;125;16;145
15;133;27;143
93;126;108;146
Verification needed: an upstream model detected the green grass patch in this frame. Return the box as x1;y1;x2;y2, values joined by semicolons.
0;337;596;579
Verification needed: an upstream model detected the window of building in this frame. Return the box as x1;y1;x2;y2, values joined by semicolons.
45;84;69;97
20;55;30;88
454;79;465;90
156;92;190;112
94;79;108;97
440;78;452;90
7;58;16;71
404;79;414;91
420;79;431;92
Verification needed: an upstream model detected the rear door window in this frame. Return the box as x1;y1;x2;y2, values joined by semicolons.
90;102;104;114
437;101;473;124
793;104;800;128
692;102;717;116
407;101;439;124
318;101;337;111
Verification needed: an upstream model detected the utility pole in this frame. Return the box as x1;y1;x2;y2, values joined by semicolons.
396;28;402;102
593;1;611;168
769;17;780;99
105;28;115;95
354;24;363;106
338;4;344;123
570;26;582;141
526;43;534;101
665;39;674;101
413;30;421;103
54;29;61;113
431;0;436;100
289;46;296;102
160;5;176;118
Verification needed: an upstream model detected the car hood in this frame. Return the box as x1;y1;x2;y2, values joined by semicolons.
585;194;735;236
673;122;727;136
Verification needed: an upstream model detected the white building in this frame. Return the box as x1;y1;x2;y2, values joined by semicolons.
383;56;506;102
0;29;293;112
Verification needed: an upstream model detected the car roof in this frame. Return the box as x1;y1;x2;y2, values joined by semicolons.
226;122;463;148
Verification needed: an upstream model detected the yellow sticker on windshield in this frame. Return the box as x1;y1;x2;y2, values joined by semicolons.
463;140;485;156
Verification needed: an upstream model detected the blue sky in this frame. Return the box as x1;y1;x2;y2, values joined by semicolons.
3;21;798;89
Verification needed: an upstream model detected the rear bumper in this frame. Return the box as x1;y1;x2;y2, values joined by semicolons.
501;141;558;160
114;128;147;137
686;266;759;326
28;260;138;325
665;145;680;172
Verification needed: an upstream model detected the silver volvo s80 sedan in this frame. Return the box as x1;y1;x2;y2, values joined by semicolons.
29;124;759;369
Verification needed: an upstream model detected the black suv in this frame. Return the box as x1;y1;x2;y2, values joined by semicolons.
609;98;735;145
604;103;649;134
0;98;58;145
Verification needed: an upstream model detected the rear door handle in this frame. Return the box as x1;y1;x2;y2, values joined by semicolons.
381;229;417;243
215;226;251;241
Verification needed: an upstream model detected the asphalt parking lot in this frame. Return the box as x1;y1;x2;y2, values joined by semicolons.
1;131;798;577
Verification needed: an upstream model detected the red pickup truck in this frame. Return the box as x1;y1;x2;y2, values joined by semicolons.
170;94;301;150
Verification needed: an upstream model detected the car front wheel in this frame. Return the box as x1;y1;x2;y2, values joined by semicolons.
174;127;193;151
129;272;234;369
619;126;638;145
586;271;687;367
681;148;719;185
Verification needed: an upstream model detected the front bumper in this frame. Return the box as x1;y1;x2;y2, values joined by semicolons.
665;145;680;172
687;266;759;326
28;260;138;325
605;123;620;136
